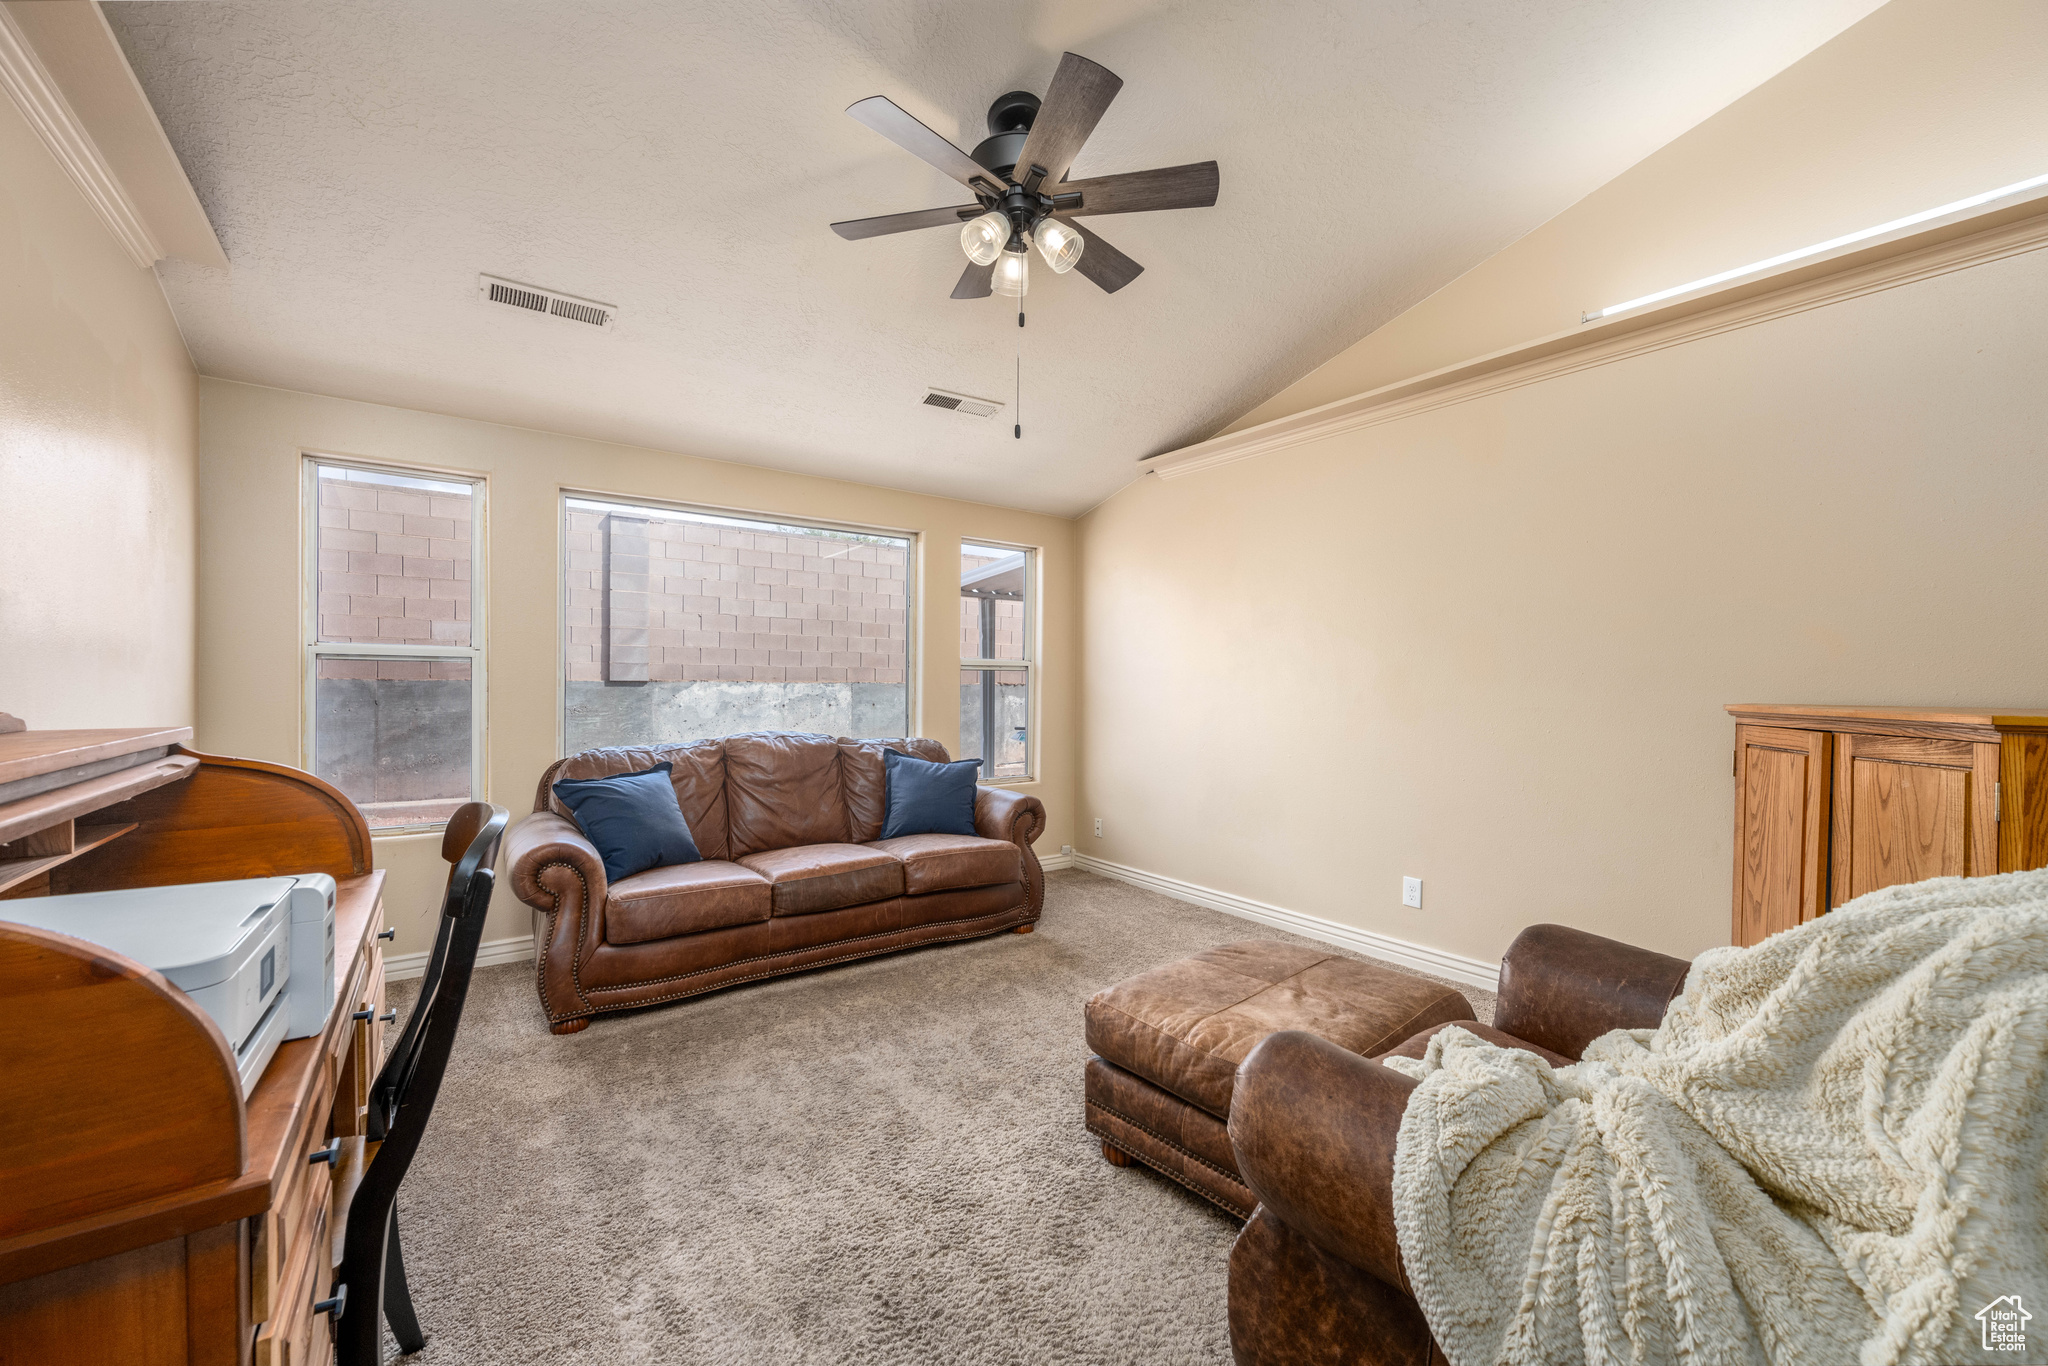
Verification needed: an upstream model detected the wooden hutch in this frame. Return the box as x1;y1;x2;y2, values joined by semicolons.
1729;704;2048;947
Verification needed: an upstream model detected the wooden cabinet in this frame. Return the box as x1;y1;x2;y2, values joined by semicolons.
1729;705;2048;946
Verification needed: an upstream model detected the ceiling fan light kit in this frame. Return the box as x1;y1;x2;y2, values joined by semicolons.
993;249;1030;298
961;211;1009;266
1032;218;1083;274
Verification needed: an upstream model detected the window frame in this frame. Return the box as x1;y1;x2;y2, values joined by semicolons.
555;488;922;757
300;453;489;834
959;538;1036;785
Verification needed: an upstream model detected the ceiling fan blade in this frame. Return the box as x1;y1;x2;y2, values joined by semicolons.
1058;161;1218;216
951;259;996;299
1016;53;1122;186
846;96;1000;193
1060;219;1143;293
831;204;982;241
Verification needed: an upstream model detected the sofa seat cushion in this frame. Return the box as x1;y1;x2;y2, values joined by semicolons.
1084;941;1475;1119
736;843;906;916
866;833;1021;895
605;860;770;944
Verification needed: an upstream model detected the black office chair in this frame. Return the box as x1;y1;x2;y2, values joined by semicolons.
330;801;508;1365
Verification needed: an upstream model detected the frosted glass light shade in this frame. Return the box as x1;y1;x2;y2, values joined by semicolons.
993;249;1029;297
961;211;1009;266
1033;218;1084;274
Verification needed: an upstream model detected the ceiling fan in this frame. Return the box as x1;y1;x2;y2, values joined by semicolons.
831;52;1219;300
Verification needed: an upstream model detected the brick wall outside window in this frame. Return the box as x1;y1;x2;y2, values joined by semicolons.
316;478;472;645
564;509;907;685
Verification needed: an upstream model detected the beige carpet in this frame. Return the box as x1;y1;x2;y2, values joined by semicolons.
381;868;1495;1365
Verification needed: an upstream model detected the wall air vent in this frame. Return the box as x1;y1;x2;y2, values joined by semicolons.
923;388;1002;418
477;274;618;330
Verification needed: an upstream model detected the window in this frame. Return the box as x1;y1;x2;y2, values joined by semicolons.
959;542;1032;780
305;459;484;831
562;496;912;752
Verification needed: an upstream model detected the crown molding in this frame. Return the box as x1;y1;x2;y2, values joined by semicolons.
1145;185;2048;481
0;3;160;269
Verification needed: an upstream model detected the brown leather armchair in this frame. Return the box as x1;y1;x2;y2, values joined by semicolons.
1224;925;1692;1366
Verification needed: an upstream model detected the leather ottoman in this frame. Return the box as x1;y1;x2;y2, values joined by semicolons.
1083;940;1475;1217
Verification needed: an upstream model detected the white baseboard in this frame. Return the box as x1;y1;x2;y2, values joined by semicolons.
1067;854;1500;994
388;855;1495;993
384;933;534;983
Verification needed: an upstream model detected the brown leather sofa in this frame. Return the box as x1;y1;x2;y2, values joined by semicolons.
506;732;1045;1034
1225;924;1692;1366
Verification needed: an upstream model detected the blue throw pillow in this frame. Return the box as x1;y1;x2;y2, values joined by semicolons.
880;748;983;839
551;762;701;883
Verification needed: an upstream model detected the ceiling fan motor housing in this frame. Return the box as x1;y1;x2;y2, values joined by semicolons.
972;89;1040;181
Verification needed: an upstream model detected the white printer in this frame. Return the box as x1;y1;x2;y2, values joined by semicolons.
2;874;338;1097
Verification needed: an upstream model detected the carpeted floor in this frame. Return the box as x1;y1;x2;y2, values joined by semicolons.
381;868;1495;1365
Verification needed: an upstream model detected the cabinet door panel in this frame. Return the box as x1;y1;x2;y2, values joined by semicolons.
1846;760;1967;900
1830;733;1998;907
1732;725;1830;947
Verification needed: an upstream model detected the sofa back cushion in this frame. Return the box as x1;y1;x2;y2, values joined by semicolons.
546;739;731;861
837;737;952;843
722;731;850;857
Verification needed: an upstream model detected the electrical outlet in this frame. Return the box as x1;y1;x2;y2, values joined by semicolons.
1060;844;1073;857
1402;876;1423;909
1093;818;1103;838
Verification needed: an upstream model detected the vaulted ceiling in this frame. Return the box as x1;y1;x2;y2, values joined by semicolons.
106;0;1882;515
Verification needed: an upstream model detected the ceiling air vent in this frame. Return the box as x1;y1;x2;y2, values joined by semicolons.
923;388;1002;418
478;274;618;330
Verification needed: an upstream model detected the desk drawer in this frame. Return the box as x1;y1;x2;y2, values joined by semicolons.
331;945;385;1139
252;1175;333;1366
252;1076;336;1325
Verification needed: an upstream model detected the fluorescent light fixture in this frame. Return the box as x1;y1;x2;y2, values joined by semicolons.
1586;171;2048;322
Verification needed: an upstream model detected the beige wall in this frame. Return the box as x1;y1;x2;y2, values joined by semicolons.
1081;246;2048;965
1224;0;2048;433
0;91;195;728
195;379;1077;956
1079;2;2048;966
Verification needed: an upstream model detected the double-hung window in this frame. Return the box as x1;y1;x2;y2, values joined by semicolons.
959;541;1033;780
305;458;485;831
561;495;913;752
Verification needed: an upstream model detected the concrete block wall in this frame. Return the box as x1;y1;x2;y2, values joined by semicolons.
565;509;908;686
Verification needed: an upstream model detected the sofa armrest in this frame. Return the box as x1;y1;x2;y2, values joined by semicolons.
973;785;1045;847
1492;923;1691;1060
1229;1029;1417;1293
506;812;608;1029
507;812;607;908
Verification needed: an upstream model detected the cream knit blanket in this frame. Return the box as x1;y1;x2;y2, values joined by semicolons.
1387;870;2048;1366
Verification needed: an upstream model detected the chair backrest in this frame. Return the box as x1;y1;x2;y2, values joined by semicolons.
365;802;506;1145
335;801;505;1362
367;800;506;1138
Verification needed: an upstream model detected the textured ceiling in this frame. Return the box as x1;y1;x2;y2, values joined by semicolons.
105;0;1881;516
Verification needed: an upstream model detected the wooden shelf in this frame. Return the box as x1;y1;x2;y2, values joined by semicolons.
0;749;200;846
0;824;138;898
0;727;191;787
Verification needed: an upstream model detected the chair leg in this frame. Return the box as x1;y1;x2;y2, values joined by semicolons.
384;1206;426;1355
1103;1141;1134;1167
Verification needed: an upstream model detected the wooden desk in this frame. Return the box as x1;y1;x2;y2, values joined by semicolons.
0;736;389;1366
